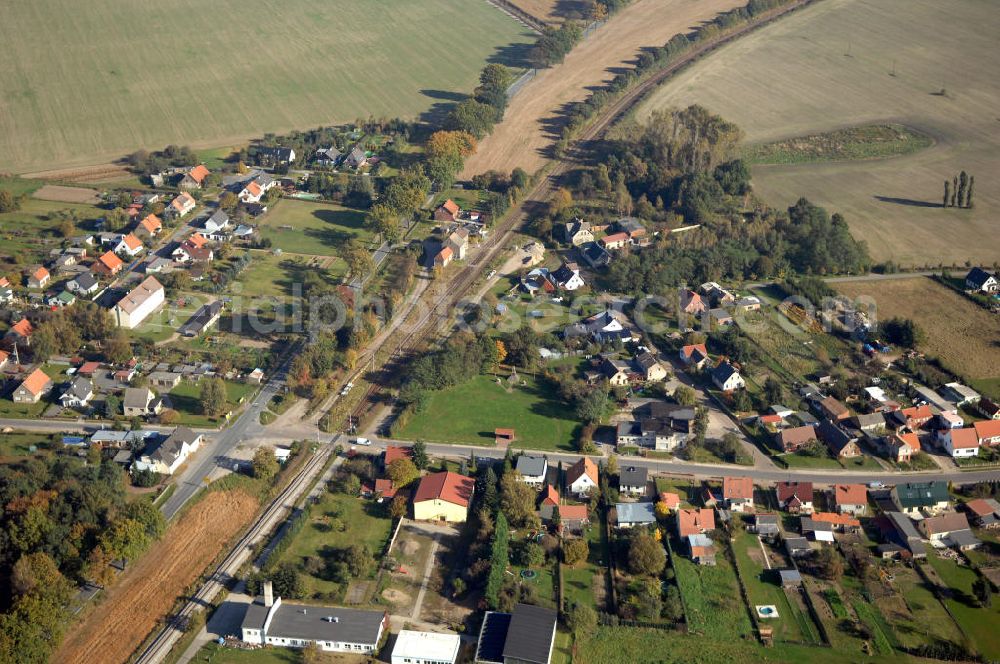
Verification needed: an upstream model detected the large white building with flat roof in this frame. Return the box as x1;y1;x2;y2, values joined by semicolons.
391;630;461;664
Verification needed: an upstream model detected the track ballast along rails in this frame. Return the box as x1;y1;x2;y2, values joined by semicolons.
133;448;332;663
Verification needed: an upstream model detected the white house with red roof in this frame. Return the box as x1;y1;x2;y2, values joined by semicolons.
943;428;980;458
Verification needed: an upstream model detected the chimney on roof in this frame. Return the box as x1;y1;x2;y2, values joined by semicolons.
263;581;274;607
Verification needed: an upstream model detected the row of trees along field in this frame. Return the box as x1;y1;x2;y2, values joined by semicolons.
0;457;166;663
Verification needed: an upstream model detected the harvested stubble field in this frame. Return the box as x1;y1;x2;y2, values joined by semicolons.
638;0;1000;266
461;0;745;178
54;490;259;664
31;184;102;204
836;277;1000;386
0;0;532;173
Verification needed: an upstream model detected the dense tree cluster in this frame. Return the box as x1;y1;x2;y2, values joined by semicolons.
943;170;974;208
126;144;197;175
447;64;514;139
531;23;584;68
878;317;923;348
397;332;499;412
27;303;116;363
0;456;165;663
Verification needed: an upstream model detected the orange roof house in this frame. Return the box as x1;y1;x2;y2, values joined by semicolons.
434;199;461;222
659;492;681;510
413;472;476;522
811;511;862;531
9;318;34;340
188;165;210;185
566;457;599;496
374;478;397;499
28;266;50;288
833;484;868;514
13;368;53;403
139;214;162;235
122;233;143;251
975;420;1000;445
541;484;559;507
677;508;715;537
95;251;124;275
186;232;207;248
723;476;754;501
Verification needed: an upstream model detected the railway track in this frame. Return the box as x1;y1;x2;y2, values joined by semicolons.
133;445;334;664
344;0;815;430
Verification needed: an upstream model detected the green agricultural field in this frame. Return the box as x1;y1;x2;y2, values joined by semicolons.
396;374;581;451
0;0;534;173
637;0;1000;266
257;200;370;257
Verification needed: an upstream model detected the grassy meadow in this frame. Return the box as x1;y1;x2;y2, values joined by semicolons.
397;374;580;451
0;0;533;173
637;0;1000;266
257;199;370;256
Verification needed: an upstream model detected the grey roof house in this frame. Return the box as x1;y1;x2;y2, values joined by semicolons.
476;603;557;664
618;466;648;495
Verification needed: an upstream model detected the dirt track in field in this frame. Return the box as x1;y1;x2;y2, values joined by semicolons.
461;0;745;178
54;490;260;664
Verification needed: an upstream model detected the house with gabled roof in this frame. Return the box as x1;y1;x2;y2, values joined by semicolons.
776;482;814;514
60;377;94;408
27;266;50;289
67;271;99;297
566;457;598;498
833;484;868;516
818;396;850;421
138;214;162;237
433;245;453;269
619;466;648;495
886;431;920;463
721;476;753;513
94;250;124;276
975;419;1000;446
943;427;980;458
113;276;165;329
342;146;367;170
977;398;1000;420
12;368;53;403
892;481;950;516
599;231;629;250
413;472;475;522
680;289;706;315
313;146;342;167
615;502;656;528
5;318;34;347
679;343;708;369
966;267;999;293
559;218;593;246
633;351;666;382
817;420;861;458
434;199;461;222
515;455;547;487
712;362;745;392
134;427;203;475
476;603;556;664
114;233;144;257
539;484;559;508
169;192;196;218
580;241;611;268
177;165;209;190
677;508;715;537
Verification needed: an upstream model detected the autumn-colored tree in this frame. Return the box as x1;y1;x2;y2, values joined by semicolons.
426;130;478;161
387;458;420;488
495;339;507;367
549;188;573;216
389;493;408;520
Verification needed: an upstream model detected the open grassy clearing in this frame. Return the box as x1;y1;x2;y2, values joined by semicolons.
836;277;1000;390
275;491;392;600
0;432;54;458
166;379;257;427
257;200;370;257
236;251;346;299
883;565;965;651
562;518;608;611
461;0;745;177
397;374;580;451
638;0;1000;266
189;643;299;664
0;0;534;173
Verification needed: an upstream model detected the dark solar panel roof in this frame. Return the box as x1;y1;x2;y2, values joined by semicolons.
476;611;512;663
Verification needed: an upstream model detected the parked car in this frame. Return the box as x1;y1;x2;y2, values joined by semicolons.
353;437;371;446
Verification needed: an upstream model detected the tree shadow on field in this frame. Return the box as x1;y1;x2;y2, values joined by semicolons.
487;37;536;70
874;195;942;208
421;89;467;102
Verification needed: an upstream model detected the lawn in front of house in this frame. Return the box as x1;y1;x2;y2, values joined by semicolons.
190;642;299;664
397;374;580;451
257;199;370;256
274;489;393;600
166;379;257;427
562;518;607;612
0;431;57;457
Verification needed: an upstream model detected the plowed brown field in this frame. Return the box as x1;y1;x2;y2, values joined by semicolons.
54;490;260;664
461;0;745;178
